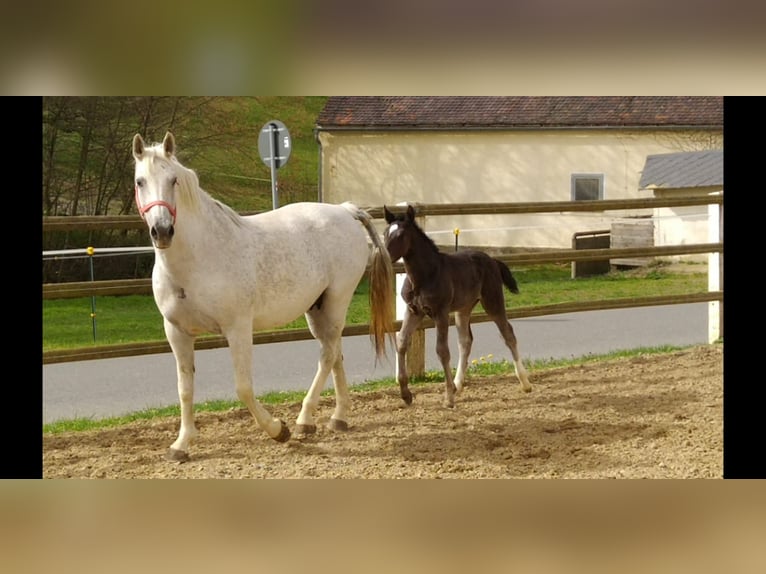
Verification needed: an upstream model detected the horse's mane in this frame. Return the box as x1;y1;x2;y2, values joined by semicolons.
144;142;243;227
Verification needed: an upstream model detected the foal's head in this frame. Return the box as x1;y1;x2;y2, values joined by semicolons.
383;204;431;261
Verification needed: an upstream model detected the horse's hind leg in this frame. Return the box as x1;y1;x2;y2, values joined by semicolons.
228;322;291;442
296;308;343;434
453;309;474;395
328;340;351;431
165;320;199;462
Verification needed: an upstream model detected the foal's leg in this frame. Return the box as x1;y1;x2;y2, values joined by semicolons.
485;308;532;393
433;312;458;408
164;319;198;462
228;321;291;442
396;306;425;405
453;309;474;395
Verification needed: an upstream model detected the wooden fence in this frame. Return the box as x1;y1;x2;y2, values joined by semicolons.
43;196;723;366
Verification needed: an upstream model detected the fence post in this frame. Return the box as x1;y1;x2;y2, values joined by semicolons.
708;194;723;343
395;203;426;378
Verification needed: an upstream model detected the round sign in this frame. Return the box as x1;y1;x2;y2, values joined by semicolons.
258;120;291;169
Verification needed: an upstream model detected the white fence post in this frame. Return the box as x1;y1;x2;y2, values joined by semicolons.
708;193;723;343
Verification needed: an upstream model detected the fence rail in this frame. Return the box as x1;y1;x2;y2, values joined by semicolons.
42;242;721;300
43;291;722;365
363;195;722;218
42;197;723;365
41;196;721;232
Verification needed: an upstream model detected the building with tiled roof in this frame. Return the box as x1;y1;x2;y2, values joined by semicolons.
315;96;723;252
317;96;722;129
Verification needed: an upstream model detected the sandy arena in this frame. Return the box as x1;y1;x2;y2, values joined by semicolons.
43;344;723;478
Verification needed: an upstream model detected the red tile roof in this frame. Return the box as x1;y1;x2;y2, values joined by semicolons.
316;97;723;128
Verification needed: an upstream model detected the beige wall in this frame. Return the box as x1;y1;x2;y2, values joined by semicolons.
651;187;723;262
318;129;722;250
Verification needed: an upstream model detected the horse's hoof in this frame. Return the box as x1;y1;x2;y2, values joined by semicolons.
166;448;190;463
401;391;413;405
295;424;317;435
328;418;349;431
273;420;291;442
521;384;532;393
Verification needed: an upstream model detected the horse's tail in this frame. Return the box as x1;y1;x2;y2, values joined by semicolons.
496;259;520;294
343;203;395;359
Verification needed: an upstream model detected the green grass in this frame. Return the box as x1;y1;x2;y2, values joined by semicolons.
42;262;706;351
42;278;374;350
43;295;166;349
509;262;704;307
42;342;703;434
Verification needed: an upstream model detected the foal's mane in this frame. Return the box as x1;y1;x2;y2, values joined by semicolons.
408;216;440;255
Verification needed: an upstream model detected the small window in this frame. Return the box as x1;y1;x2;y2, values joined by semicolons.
571;173;604;201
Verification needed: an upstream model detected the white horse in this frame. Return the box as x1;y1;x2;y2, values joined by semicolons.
133;132;394;462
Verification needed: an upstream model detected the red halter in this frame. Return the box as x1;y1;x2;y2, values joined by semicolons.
135;184;177;224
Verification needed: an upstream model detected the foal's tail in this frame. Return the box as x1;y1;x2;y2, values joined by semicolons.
343;203;395;359
496;259;520;294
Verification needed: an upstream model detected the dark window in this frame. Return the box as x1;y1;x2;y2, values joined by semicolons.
571;174;604;201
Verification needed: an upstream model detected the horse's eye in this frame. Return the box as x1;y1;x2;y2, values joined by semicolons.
135;178;144;188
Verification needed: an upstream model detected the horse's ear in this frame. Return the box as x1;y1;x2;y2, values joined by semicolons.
163;132;175;157
406;204;416;221
132;134;145;159
383;205;395;224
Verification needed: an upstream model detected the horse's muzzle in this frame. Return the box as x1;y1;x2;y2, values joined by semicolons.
150;223;175;249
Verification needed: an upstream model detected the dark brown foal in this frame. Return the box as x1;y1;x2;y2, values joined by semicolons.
384;204;532;408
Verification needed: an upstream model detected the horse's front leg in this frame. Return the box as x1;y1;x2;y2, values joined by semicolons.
433;313;457;408
164;319;198;462
396;306;424;405
227;321;290;443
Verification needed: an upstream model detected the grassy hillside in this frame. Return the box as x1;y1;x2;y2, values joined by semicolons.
178;96;328;213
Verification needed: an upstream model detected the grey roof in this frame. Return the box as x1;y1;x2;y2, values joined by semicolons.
639;149;723;190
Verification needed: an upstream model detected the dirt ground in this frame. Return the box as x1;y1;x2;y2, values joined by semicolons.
43;344;723;479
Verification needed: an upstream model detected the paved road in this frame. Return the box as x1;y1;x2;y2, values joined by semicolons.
43;303;711;424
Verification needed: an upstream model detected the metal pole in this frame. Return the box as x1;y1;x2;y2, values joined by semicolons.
269;123;279;210
87;246;97;343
